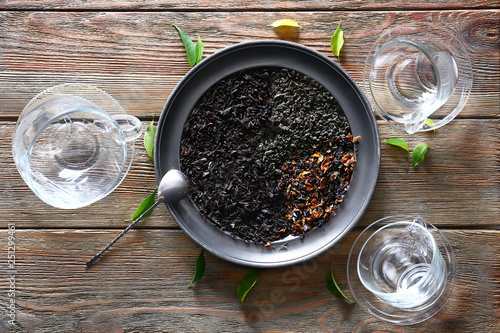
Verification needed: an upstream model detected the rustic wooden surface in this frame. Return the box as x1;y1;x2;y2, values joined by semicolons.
0;1;499;332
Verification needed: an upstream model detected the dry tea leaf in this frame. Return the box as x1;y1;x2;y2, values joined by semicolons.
268;19;303;29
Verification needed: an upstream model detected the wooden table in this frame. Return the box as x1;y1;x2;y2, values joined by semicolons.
0;1;498;332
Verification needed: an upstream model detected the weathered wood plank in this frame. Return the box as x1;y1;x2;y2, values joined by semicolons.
1;0;499;11
0;10;498;118
0;1;498;332
0;229;498;332
1;119;499;229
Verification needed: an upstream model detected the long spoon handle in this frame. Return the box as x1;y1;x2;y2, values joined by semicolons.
85;200;162;268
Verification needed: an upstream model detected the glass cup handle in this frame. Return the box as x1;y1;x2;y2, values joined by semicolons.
113;115;143;142
412;216;426;228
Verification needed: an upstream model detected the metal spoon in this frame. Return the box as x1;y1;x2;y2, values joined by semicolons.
85;169;189;268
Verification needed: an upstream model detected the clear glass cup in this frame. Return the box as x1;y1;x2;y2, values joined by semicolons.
364;23;473;134
12;84;142;209
347;216;456;325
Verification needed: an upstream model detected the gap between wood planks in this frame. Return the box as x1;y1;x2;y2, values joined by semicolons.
0;8;495;13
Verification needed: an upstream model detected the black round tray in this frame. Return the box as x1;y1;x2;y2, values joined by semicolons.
155;40;380;268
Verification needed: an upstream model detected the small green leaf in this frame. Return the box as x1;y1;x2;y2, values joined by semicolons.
425;118;435;128
382;138;409;153
331;20;344;57
173;24;197;67
188;249;205;287
144;121;156;164
412;143;433;168
194;34;204;64
237;268;260;305
425;118;436;135
326;263;355;303
267;19;303;29
125;189;158;222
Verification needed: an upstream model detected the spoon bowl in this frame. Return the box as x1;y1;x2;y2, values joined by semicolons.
158;169;190;203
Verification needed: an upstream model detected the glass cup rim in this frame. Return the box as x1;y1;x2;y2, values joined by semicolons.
346;214;456;324
363;23;473;134
368;39;445;125
356;218;441;298
12;83;140;209
25;107;128;208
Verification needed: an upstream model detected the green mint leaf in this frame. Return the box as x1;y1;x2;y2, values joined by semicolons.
125;189;158;222
425;118;435;128
412;143;433;168
425;118;436;135
382;138;409;153
326;262;355;303
188;249;205;287
194;34;204;65
331;20;344;57
383;138;411;171
237;268;260;305
144;121;156;164
173;24;197;67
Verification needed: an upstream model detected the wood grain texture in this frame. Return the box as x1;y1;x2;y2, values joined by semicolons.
1;0;499;11
0;229;498;332
2;119;499;229
0;2;499;332
0;10;498;118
